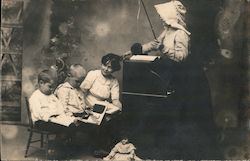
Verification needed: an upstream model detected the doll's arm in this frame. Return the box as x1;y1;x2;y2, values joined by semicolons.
103;144;119;160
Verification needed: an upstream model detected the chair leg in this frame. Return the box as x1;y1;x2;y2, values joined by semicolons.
25;131;33;158
41;134;44;148
45;134;49;159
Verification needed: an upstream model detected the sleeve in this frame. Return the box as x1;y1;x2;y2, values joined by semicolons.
110;79;122;109
172;30;189;62
111;143;121;153
128;143;136;152
40;109;52;122
142;30;166;54
29;94;50;122
29;95;43;121
80;71;96;93
106;143;120;158
55;87;70;112
55;98;65;115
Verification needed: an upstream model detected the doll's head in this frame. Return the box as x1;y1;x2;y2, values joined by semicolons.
121;136;129;145
120;131;130;145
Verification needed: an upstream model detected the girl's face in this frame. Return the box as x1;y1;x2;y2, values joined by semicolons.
101;61;113;77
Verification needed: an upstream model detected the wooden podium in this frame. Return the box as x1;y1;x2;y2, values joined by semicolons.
122;60;169;97
122;60;176;134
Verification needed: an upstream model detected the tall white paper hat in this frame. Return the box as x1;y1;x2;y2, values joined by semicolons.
154;0;190;35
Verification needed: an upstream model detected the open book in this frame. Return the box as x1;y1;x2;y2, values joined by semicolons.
129;55;160;62
50;114;75;127
79;104;107;125
50;102;120;126
88;100;121;115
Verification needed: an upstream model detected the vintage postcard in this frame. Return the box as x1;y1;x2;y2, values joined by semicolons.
1;0;249;160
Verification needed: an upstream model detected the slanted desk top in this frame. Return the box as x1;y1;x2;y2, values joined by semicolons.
122;59;169;98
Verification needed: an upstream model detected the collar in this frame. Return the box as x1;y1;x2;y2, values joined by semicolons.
61;82;74;89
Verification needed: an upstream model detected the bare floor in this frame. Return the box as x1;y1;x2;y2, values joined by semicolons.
1;123;249;160
1;124;99;160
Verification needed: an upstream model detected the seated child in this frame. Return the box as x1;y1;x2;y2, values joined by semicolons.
29;69;66;132
55;64;87;116
103;135;141;161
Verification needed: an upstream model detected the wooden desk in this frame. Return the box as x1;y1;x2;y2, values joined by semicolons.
123;60;169;97
122;60;175;130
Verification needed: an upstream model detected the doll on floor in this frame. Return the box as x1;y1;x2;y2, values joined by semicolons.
103;136;141;161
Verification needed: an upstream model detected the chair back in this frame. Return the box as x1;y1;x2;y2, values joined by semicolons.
25;97;34;128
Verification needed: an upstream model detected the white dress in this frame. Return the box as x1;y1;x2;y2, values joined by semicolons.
105;142;141;161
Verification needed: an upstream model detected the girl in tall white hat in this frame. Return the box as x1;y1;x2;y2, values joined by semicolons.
138;0;191;96
142;0;190;62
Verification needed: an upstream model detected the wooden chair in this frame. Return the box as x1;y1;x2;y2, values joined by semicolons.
24;97;56;159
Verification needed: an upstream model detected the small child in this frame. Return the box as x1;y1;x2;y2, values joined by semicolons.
29;69;65;131
103;136;141;161
55;64;86;116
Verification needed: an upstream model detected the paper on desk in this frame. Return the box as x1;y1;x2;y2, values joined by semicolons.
130;55;160;62
50;114;75;127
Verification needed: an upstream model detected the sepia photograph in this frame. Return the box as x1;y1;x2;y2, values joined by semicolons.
1;0;250;160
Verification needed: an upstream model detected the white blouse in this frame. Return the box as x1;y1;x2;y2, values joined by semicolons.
143;28;190;62
80;70;120;107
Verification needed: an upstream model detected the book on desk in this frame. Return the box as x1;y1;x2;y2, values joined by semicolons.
129;55;160;62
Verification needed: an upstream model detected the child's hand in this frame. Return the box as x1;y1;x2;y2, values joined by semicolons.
85;109;93;115
151;39;161;49
85;106;91;110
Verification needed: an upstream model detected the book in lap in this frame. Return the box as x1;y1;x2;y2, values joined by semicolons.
50;114;75;127
79;104;107;125
50;103;118;126
87;100;120;114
